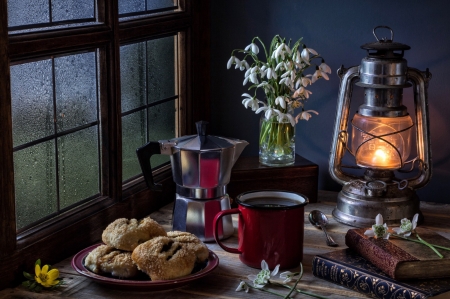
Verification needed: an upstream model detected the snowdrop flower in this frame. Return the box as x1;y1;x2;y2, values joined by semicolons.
279;271;297;284
275;96;287;109
239;60;250;71
259;65;268;78
233;57;242;69
301;76;312;86
278;112;296;127
364;214;390;239
257;82;275;94
266;66;277;79
241;93;260;111
293;50;302;64
275;61;286;72
392;213;419;237
272;43;292;62
293;86;312;99
294;76;312;90
245;42;259;54
281;69;295;81
295;110;318;122
311;66;329;83
227;55;238;69
235;281;249;292
255;104;281;120
319;60;332;74
247;260;280;288
279;76;293;88
246;66;260;84
301;46;318;64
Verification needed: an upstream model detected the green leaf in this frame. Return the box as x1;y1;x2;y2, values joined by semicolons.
34;285;42;293
22;281;31;287
35;259;41;266
23;271;33;280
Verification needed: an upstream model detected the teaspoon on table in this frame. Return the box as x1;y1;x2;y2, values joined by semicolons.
308;210;339;247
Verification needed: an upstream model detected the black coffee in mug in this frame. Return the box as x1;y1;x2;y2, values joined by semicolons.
236;190;306;209
243;197;299;208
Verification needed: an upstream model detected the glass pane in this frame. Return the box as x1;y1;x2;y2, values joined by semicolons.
147;36;175;102
11;59;53;148
14;141;57;230
52;0;94;22
55;52;98;132
58;127;100;209
120;43;146;113
147;0;176;10
119;0;176;15
122;111;147;181
7;0;49;28
147;100;175;167
119;0;145;15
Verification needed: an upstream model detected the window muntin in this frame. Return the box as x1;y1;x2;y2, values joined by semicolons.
120;36;176;182
11;51;101;231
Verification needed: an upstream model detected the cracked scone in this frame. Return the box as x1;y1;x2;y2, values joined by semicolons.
131;236;198;280
102;217;167;251
84;244;138;278
166;231;209;262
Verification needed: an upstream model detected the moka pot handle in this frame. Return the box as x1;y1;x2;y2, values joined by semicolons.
136;141;163;191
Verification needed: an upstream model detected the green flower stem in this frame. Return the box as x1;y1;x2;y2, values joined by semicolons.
270;283;329;299
283;263;303;299
260;118;294;158
391;234;450;251
416;233;443;258
391;233;450;258
244;282;292;298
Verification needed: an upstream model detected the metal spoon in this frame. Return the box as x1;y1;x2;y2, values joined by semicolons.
309;210;338;247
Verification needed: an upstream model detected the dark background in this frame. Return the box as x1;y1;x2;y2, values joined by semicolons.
210;1;450;203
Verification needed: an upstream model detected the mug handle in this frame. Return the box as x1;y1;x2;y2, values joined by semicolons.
213;208;241;254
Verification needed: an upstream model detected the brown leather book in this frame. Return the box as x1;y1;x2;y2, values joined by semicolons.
345;227;450;280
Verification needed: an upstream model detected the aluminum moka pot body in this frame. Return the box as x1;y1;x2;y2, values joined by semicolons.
328;26;432;227
137;121;248;241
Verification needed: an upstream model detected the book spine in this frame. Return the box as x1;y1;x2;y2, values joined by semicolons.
312;256;428;299
345;229;398;279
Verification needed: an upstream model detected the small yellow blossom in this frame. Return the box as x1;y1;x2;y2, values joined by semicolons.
35;264;60;288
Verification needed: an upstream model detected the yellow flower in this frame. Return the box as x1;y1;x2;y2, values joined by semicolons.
35;264;60;288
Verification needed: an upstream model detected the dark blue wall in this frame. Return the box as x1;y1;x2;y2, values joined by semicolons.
210;1;450;203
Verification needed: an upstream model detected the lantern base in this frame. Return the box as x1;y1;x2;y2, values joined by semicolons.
332;179;423;228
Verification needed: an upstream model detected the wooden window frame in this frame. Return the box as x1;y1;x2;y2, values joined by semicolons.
0;0;210;289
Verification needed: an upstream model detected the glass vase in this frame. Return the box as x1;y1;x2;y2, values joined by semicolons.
259;114;295;167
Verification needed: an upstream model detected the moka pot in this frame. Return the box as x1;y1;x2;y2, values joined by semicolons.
136;121;248;241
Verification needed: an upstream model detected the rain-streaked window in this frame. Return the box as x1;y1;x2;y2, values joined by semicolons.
120;36;177;181
11;52;100;230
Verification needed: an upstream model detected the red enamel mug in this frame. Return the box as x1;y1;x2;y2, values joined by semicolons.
213;190;308;270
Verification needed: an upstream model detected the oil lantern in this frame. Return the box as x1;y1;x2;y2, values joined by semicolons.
329;26;432;227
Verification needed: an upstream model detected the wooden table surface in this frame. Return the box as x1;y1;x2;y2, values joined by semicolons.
1;190;450;299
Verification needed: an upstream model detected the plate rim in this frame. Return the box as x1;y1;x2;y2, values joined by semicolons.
71;243;219;288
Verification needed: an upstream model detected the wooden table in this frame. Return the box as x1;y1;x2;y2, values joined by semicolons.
1;190;449;299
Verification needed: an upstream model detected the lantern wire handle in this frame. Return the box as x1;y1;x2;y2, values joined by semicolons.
373;25;394;42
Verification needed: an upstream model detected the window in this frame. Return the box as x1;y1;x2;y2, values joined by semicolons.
0;0;210;289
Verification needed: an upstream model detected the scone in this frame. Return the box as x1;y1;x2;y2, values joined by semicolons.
167;231;209;262
131;236;197;280
102;217;167;251
85;244;138;278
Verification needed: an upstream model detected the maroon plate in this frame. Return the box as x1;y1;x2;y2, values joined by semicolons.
71;243;219;291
